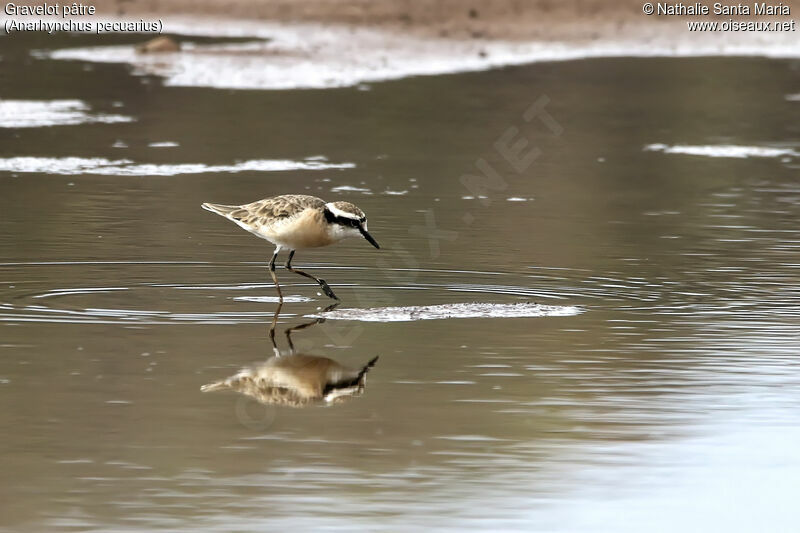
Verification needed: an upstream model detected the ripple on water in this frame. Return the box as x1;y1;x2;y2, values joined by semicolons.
309;302;583;322
233;296;314;303
0;303;275;325
33;287;129;299
0;262;594;325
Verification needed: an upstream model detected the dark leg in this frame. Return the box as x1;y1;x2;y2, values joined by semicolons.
283;303;339;351
285;250;339;300
269;247;283;302
268;303;282;356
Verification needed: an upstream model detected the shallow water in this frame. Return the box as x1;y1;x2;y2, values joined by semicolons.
2;31;800;532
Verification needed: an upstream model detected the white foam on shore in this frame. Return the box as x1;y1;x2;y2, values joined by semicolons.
0;156;355;176
309;302;583;322
35;17;800;91
645;143;800;159
0;99;133;128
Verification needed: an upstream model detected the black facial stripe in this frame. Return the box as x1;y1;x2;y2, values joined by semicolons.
323;207;363;227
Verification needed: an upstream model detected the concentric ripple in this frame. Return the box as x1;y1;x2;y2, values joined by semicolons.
0;262;594;326
0;301;276;325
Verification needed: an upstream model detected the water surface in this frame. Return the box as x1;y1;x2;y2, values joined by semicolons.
2;31;800;531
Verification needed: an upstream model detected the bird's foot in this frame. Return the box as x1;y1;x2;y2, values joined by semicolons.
318;279;339;300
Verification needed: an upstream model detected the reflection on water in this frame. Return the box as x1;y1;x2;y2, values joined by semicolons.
201;305;378;406
1;31;800;532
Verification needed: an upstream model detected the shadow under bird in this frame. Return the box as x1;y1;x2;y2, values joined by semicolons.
202;194;380;301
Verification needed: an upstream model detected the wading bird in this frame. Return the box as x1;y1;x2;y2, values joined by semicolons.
202;194;379;301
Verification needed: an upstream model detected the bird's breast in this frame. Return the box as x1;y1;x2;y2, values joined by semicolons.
262;209;337;249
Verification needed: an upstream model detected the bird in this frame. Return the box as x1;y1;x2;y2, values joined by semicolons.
201;194;379;301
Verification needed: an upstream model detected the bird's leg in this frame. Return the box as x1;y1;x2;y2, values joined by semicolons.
269;246;283;302
284;250;339;300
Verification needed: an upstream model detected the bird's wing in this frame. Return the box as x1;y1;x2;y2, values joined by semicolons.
239;195;325;223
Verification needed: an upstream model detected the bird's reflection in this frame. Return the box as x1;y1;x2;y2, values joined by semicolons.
201;304;378;407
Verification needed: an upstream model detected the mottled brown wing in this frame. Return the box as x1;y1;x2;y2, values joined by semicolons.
244;195;324;220
228;195;325;225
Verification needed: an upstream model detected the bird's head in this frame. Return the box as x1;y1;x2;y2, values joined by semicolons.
324;202;380;249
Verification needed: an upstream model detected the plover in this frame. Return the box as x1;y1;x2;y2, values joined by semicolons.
202;194;379;301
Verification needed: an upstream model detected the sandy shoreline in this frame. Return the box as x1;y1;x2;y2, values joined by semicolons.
89;0;645;41
7;1;799;91
88;0;800;42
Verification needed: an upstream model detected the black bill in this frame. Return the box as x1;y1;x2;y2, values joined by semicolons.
359;226;380;249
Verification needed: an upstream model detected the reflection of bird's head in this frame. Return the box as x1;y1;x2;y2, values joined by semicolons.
201;354;378;407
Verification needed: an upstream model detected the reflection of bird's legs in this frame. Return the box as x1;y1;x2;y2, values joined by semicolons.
269;246;283;302
285;250;339;300
284;303;339;352
269;303;283;357
320;302;341;314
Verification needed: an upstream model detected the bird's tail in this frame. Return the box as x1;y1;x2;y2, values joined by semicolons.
200;380;230;393
201;368;250;393
201;202;240;217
